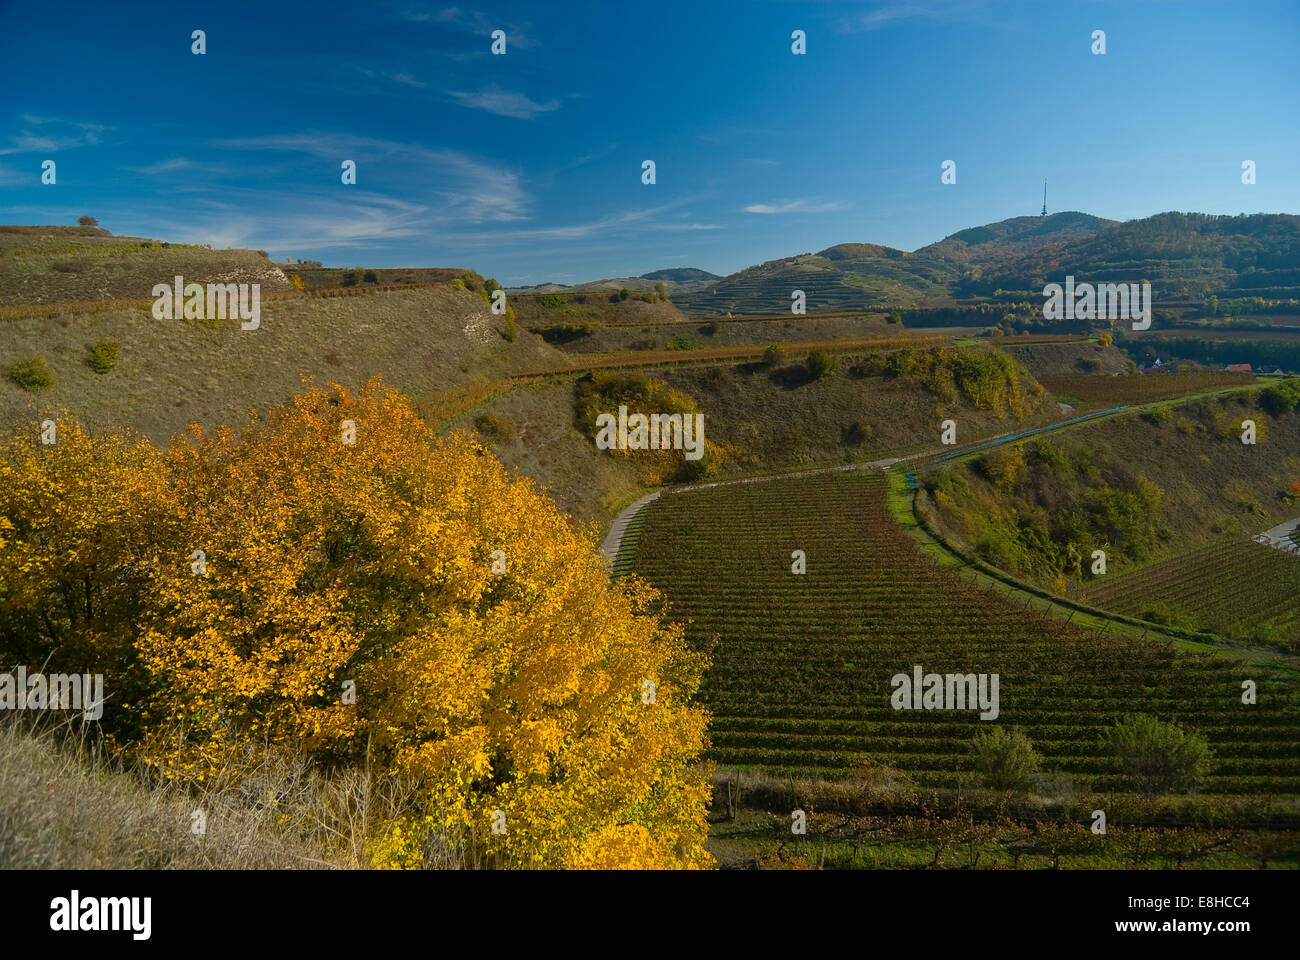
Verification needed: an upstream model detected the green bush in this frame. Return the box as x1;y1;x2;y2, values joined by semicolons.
971;727;1040;791
842;420;875;445
473;413;515;441
807;349;835;379
88;339;119;374
1139;601;1197;632
538;293;565;309
668;335;695;351
762;343;787;367
8;357;55;391
977;446;1027;490
538;322;596;344
672;453;715;483
1259;378;1300;416
699;321;719;337
1105;715;1212;795
363;270;379;283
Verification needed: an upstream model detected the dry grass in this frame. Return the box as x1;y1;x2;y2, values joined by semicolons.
0;285;570;443
0;242;293;305
0;717;438;869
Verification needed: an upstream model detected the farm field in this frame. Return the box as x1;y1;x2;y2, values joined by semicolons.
1038;371;1259;406
1081;537;1300;652
628;470;1300;795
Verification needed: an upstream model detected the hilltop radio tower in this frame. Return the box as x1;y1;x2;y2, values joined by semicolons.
1041;179;1048;217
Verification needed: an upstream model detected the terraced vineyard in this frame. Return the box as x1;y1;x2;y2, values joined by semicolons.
1081;537;1300;651
629;471;1300;794
1037;371;1257;405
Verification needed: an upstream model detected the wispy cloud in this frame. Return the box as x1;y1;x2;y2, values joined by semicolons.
220;132;530;223
0;115;106;155
401;6;539;49
840;2;983;33
449;203;715;245
133;157;195;174
743;198;847;215
446;85;560;120
141;190;438;251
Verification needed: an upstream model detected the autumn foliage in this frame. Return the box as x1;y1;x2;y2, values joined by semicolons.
0;378;712;868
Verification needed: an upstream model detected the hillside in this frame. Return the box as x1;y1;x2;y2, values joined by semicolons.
916;212;1117;265
455;344;1054;526
628;469;1300;793
539;311;900;354
967;212;1300;300
511;267;721;296
0;284;569;443
670;213;1123;318
0;226;293;304
552;211;1300;323
510;289;689;335
672;245;957;317
921;387;1300;601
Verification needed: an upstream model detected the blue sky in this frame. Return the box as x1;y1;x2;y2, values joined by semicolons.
1;0;1297;285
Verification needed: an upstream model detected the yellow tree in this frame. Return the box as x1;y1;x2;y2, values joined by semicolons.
0;418;170;690
131;378;712;868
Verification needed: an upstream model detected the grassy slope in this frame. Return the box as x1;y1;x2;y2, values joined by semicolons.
1002;340;1131;378
453;380;645;528
457;348;1055;528
0;285;570;443
672;252;958;317
0;227;293;304
926;391;1300;589
544;312;902;354
511;291;688;329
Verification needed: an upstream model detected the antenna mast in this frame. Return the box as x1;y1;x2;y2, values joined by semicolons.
1041;179;1048;217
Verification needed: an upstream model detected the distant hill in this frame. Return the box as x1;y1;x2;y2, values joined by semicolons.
511;266;720;296
964;212;1300;299
669;212;1120;316
674;211;1300;317
916;211;1117;265
672;243;955;316
640;267;721;286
